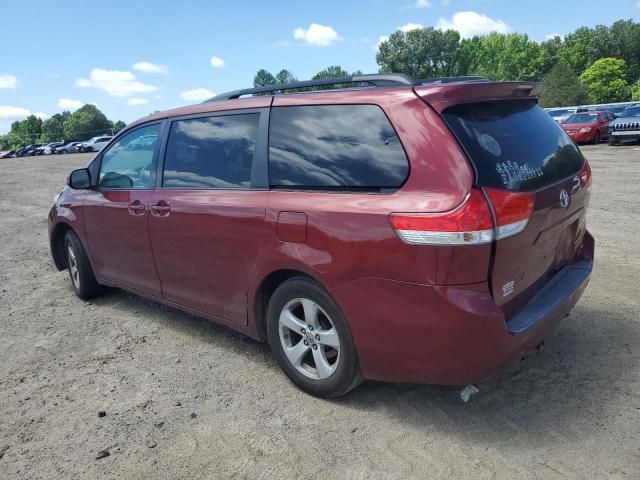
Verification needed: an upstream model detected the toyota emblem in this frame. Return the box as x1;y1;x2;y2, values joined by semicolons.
559;189;570;208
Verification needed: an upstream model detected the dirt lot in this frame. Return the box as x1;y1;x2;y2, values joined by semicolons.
1;146;639;479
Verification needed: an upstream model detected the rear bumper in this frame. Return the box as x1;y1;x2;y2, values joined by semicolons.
331;233;594;385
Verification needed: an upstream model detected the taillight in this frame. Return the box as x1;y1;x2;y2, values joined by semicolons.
579;160;592;191
389;189;494;245
389;188;535;246
484;189;535;240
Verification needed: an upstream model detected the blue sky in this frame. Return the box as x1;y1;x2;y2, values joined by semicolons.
2;0;639;134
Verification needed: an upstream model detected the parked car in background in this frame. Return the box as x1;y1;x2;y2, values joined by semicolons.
54;141;83;154
608;105;640;145
547;107;575;123
78;136;112;152
49;73;593;397
40;142;65;155
0;150;16;158
561;111;612;144
17;144;45;156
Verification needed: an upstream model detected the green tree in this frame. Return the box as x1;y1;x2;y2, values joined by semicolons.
253;69;277;87
8;115;44;146
376;27;461;78
113;120;127;134
540;35;563;75
631;79;640;101
312;65;351;79
607;20;640;82
558;27;595;74
463;33;545;81
539;62;590;107
275;69;297;84
63;104;112;141
41;116;64;142
579;57;631;103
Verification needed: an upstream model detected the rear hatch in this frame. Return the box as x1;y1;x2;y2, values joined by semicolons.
436;95;591;319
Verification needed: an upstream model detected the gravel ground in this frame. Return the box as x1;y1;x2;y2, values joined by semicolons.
1;146;639;479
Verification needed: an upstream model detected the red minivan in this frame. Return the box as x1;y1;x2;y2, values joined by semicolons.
48;74;593;397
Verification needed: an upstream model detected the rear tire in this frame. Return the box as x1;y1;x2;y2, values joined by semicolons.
266;277;364;398
64;231;102;300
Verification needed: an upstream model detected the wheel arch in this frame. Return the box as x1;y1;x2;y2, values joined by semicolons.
252;268;325;342
50;222;77;270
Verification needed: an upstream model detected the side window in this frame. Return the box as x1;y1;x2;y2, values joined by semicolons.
269;105;409;191
99;124;160;189
162;113;259;189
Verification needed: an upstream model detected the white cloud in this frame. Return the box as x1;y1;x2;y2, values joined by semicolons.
545;33;563;40
57;98;83;110
372;23;424;51
126;97;149;106
0;106;31;120
133;61;168;74
75;68;158;97
34;112;48;119
293;23;341;47
0;74;18;89
399;23;425;32
179;88;215;101
414;0;431;7
436;11;511;38
210;56;225;68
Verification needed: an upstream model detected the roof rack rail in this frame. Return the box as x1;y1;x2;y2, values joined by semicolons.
206;73;418;102
419;76;490;84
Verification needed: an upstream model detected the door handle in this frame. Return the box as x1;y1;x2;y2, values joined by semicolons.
150;200;171;217
128;200;146;216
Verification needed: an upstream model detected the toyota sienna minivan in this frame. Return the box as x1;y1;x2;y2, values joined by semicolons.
48;74;593;397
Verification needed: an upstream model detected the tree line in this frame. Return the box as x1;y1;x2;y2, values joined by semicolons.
255;19;640;107
0;104;126;151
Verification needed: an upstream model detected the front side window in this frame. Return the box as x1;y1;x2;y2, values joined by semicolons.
163;114;259;189
99;124;160;189
269;105;409;191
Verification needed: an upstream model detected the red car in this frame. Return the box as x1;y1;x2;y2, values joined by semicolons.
561;111;614;144
48;74;593;397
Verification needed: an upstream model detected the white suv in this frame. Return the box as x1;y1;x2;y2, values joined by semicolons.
80;136;113;152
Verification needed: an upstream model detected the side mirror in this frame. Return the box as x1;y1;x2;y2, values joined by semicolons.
68;168;91;189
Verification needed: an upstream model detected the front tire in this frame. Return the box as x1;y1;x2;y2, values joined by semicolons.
266;277;364;398
64;231;102;300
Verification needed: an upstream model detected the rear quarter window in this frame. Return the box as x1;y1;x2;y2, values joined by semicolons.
268;105;409;191
443;100;585;191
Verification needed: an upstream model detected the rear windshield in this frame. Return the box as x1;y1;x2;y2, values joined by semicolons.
443;100;585;191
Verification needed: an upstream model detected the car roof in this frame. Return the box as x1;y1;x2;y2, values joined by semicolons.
129;78;542;130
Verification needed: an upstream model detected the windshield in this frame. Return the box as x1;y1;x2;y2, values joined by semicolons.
443;100;584;191
619;107;640;118
564;113;598;124
549;109;571;116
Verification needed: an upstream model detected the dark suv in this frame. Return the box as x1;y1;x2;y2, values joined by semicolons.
48;74;593;397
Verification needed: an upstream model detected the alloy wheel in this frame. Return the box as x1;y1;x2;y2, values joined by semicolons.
67;245;80;289
278;298;341;380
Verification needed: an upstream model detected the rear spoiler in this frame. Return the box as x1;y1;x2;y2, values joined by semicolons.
414;82;543;113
